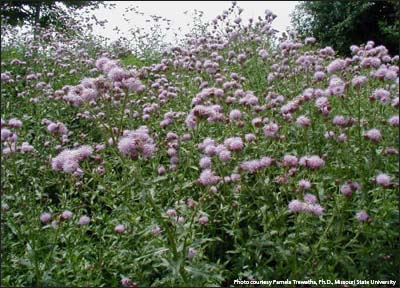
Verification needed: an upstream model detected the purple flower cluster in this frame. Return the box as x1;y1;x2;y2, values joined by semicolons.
240;156;274;173
51;145;93;175
43;119;68;136
288;193;324;216
117;126;156;159
1;118;34;156
363;128;381;142
198;169;221;186
299;155;325;170
340;181;360;197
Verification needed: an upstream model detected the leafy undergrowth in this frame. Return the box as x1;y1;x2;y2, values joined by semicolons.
1;2;399;287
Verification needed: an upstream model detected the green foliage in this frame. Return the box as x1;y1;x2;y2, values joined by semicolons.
1;2;399;286
291;1;400;55
120;53;156;68
0;1;104;28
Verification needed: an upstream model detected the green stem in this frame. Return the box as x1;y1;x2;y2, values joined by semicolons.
305;208;336;267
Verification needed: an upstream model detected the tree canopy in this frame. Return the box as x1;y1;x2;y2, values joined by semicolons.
291;1;399;55
0;1;104;28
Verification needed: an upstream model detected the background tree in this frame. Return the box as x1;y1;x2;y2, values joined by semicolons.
0;1;106;29
291;1;399;55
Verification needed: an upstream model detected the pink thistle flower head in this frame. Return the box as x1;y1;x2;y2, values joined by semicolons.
20;142;34;152
199;216;209;225
198;138;217;150
296;115;311;127
303;193;317;204
199;156;212;169
240;156;273;173
121;277;134;287
315;97;329;110
299;155;325;169
61;210;73;220
51;220;59;229
229;109;242;120
182;133;191;141
309;204;324;216
259;49;268;59
224;137;244;152
8;118;22;128
166;208;177;217
81;88;98;101
313;71;325;81
142;143;156;159
46;122;59;135
2;203;9;211
376;173;390;187
384;70;397;81
338;133;347;143
324;131;335;139
392;97;399;107
170;156;179;165
198;169;220;186
332;115;348;127
328;76;345;96
388;115;399;126
40;212;52;224
351;75;368;87
356;211;369;222
263;122;279;137
122;77;143;92
305;37;316;44
158;166;166;175
340;184;353;196
187;198;196;209
78;215;90;225
175;216;185;224
218;149;231;163
102;60;119;73
114;224;125;233
167;148;177;157
204;145;216;156
62;159;79;174
1;128;12;141
282;154;298;167
350;181;361;191
215;144;225;154
252;117;262;127
245;133;256;142
363;128;381;142
239;160;260;173
288;199;304;213
210;186;217;193
188;247;197;259
95;57;110;70
151;225;162;235
372;88;390;104
118;127;156;159
231;173;241;182
77;145;93;159
326;59;346;73
298;179;311;190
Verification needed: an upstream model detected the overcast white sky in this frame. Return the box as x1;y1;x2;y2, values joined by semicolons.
92;1;298;42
